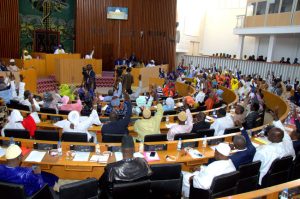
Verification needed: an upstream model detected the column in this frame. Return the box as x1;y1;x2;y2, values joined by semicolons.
253;37;260;57
267;35;276;62
237;35;245;59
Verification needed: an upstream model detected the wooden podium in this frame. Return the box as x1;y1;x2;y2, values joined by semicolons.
55;59;102;85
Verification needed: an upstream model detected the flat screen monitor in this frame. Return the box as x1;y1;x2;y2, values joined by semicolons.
107;7;128;20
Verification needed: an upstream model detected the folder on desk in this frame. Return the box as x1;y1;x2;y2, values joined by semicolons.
25;151;46;163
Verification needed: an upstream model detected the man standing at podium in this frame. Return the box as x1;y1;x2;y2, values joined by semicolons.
54;44;65;54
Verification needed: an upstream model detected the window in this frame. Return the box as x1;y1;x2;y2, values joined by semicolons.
256;1;267;15
297;0;300;11
280;0;293;13
269;0;280;13
246;2;256;16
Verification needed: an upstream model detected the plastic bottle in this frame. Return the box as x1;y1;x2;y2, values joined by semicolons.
202;135;207;149
280;188;289;199
95;142;101;155
57;141;62;156
139;141;144;153
166;115;170;125
177;138;182;151
213;109;217;118
9;137;15;146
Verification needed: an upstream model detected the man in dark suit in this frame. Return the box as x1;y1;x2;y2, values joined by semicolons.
244;103;259;129
101;92;132;135
192;112;210;133
99;135;152;198
229;126;256;169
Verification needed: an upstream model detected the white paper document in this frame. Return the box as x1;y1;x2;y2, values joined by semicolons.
0;148;6;158
188;149;203;159
25;151;46;163
89;154;110;163
166;123;178;129
102;105;108;111
115;152;123;161
133;152;144;158
73;152;90;162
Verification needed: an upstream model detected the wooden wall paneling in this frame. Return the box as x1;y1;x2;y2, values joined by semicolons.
75;0;176;71
0;0;20;58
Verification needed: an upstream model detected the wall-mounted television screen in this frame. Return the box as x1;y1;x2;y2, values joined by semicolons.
107;7;128;20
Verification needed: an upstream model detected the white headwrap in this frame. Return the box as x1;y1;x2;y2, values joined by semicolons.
68;111;80;126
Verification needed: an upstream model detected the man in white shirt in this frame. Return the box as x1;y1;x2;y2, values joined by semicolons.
146;60;155;67
54;108;101;143
20;90;40;112
23;50;32;60
210;108;235;136
182;143;236;198
8;59;19;72
54;44;65;54
253;110;295;185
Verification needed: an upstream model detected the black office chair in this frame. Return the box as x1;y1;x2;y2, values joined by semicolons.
261;156;293;188
9;99;20;105
58;110;70;115
15;104;30;111
174;133;200;140
4;129;30;139
108;180;151;199
40;107;56;114
224;127;240;135
290;152;300;180
0;182;52;199
61;132;88;143
144;134;167;142
149;163;182;199
59;178;98;199
198;105;207;111
163;110;177;116
189;171;240;199
237;161;261;194
194;128;215;138
35;130;59;141
102;134;124;143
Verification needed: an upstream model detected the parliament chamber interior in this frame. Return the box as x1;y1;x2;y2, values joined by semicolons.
0;0;300;198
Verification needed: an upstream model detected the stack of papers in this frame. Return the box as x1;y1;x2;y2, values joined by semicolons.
188;149;203;159
73;152;90;162
25;151;46;162
89;154;110;163
133;152;144;158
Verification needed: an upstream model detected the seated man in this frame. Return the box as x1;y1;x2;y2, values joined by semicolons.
54;103;101;143
229;126;256;169
105;96;128;117
99;135;152;197
1;103;41;138
54;44;65;54
0;144;58;197
132;93;154;116
182;143;236;198
102;92;132;135
167;102;193;141
192;112;211;133
210;108;234;136
134;103;163;141
7;59;19;72
253;109;295;185
163;96;175;112
103;90;114;102
243;103;259;129
232;105;245;126
20;90;40;112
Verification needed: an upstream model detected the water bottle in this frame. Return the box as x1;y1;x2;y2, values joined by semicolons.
202;135;207;149
280;188;289;199
177;138;182;151
57;141;62;156
9;137;15;146
166;115;170;125
95;142;101;155
139;141;144;153
213;109;217;118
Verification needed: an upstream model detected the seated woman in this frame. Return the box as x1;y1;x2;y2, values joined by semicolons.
59;95;83;113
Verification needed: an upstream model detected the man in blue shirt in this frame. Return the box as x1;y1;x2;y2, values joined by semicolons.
229;127;256;169
0;145;53;196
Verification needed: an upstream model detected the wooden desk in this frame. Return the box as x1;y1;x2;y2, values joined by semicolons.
44;54;81;76
55;59;102;84
219;179;300;199
131;65;169;88
23;59;46;78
